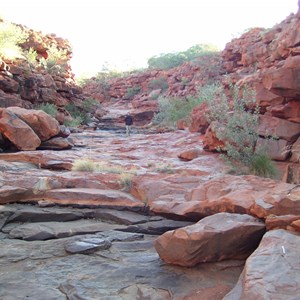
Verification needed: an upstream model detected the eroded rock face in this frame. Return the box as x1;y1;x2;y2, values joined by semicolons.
154;213;265;267
224;229;300;300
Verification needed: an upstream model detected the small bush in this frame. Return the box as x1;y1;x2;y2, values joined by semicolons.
72;158;96;172
23;47;39;69
249;152;278;178
124;86;141;99
65;103;88;126
154;163;175;174
40;44;68;75
35;103;57;117
152;95;204;127
118;173;134;191
203;83;277;178
0;22;28;60
148;77;169;91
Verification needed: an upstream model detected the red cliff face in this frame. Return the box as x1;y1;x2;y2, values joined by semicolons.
0;20;83;109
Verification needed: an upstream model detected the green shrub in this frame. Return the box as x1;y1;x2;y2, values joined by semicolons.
23;47;39;69
40;44;68;75
64;116;84;127
148;77;169;91
147;43;219;70
72;158;96;172
124;86;141;99
65;103;89;126
118;173;134;191
152;95;204;127
35;103;57;117
0;22;28;60
203;83;277;177
249;152;278;178
153;163;175;174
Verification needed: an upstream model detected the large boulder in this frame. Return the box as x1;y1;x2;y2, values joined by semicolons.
262;55;300;99
0;108;41;150
7;107;60;141
154;213;265;267
224;229;300;299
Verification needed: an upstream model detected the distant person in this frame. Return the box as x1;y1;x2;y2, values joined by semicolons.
124;114;133;136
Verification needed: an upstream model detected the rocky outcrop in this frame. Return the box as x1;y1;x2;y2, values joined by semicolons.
0;20;84;114
0;107;71;151
154;213;265;267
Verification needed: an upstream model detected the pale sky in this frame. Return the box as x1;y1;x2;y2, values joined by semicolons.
1;0;298;77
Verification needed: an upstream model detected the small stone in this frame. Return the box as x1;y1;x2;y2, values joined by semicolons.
65;239;111;254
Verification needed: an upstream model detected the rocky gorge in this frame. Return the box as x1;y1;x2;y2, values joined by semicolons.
0;5;300;300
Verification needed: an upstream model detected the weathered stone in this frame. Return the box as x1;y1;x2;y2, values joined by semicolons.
258;114;300;142
0;108;41;150
121;219;194;235
64;238;111;254
154;213;265;267
4;219;126;241
178;148;201;161
149;174;300;220
265;214;300;231
38;137;74;150
43;188;144;209
7;107;60;141
290;136;300;162
0;185;32;204
256;137;290;161
224;229;300;299
283;163;300;184
0;205;243;300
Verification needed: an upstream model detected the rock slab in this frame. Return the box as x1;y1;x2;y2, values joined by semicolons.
154;212;266;267
224;229;300;300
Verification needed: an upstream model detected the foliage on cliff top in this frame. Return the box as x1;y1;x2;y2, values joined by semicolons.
147;43;219;70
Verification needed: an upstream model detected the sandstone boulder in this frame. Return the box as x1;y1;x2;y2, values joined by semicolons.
154;212;265;267
7;107;60;141
0;108;41;150
178;148;201;161
224;229;300;299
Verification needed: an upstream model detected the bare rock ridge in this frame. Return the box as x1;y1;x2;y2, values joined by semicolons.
0;5;300;300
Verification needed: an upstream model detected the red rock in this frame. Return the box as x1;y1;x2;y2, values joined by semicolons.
7;107;60;141
269;100;300;123
258;115;300;142
203;123;225;151
283;163;300;184
290;219;300;231
224;229;300;299
178;148;201;161
262;56;300;99
290;136;300;162
189;102;209;133
0;74;19;93
150;175;298;220
256;137;290;161
154;212;265;267
265;214;300;231
0;108;41;150
38;137;73;150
